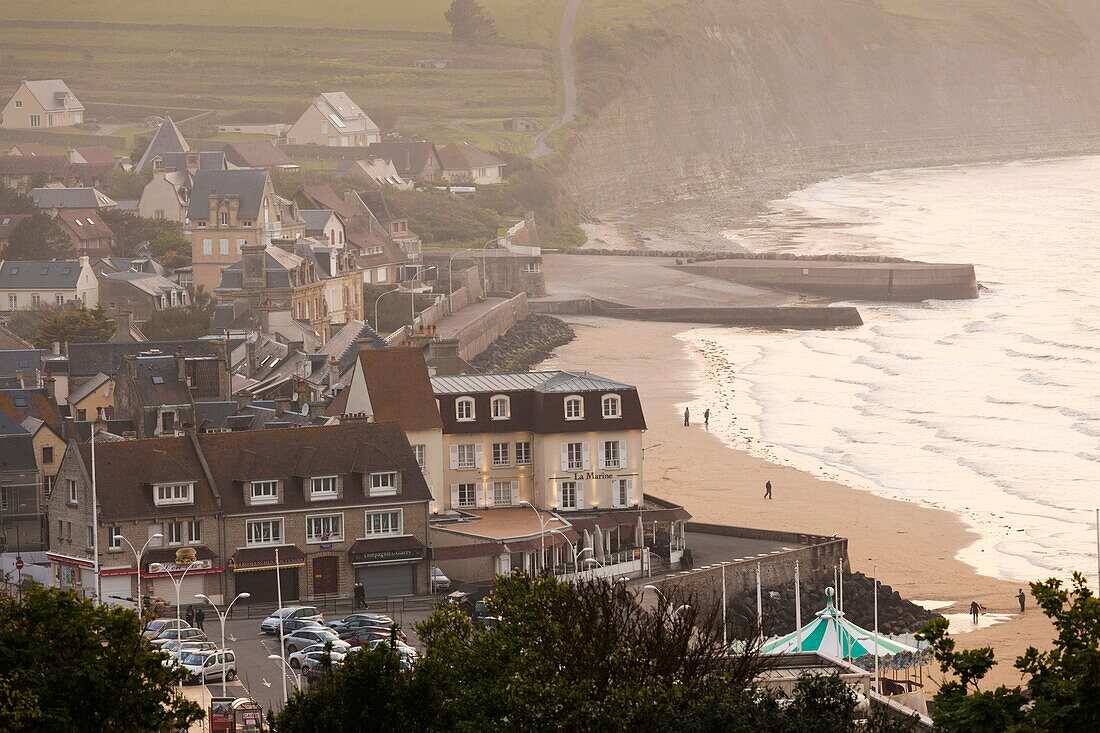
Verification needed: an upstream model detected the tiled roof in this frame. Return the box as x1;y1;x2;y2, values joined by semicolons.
66;372;111;405
0;155;69;177
357;189;404;224
0;214;32;240
135;116;189;173
22;80;83;112
348;348;442;430
366;142;440;178
102;271;184;297
299;209;336;234
73;146;120;166
0;387;63;433
0;260;85;290
0;432;36;471
186;169;269;222
56;208;113;240
315;92;379;134
437;142;506;171
29;187;116;209
223;141;291;168
430;371;632;394
67;340;225;378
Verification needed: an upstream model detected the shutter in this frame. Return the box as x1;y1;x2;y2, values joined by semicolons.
474;444;484;469
510;481;519;506
618;442;628;468
581;443;591;470
450;484;460;509
624;478;633;506
576;484;585;510
449;445;459;469
611;480;622;508
560;443;569;471
597;441;607;469
476;482;487;508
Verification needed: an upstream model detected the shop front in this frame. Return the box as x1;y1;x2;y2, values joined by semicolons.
348;536;426;599
46;552;96;600
144;546;223;609
230;545;306;606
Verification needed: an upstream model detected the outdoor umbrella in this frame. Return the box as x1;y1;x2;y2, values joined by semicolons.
635;516;644;548
593;525;606;562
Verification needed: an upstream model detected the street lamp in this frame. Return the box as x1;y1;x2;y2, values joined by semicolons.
446;238;497;312
374;287;415;336
196;592;251;696
89;408;103;605
549;528;591;579
519;500;551;573
720;561;731;646
582;556;604;582
268;654;302;692
118;532;163;615
150;558;203;686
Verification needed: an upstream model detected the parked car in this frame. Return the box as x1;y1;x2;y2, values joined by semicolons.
260;606;324;634
431;567;451;591
343;627;407;648
326;612;394;632
282;627;347;654
143;618;190;639
150;628;207;647
178;650;236;684
288;643;349;669
160;640;218;664
329;616;395;634
294;648;347;674
366;639;420;670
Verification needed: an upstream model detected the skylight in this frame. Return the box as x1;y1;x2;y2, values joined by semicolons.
151;375;165;384
10;267;18;275
75;219;83;226
14;396;27;407
328;114;346;129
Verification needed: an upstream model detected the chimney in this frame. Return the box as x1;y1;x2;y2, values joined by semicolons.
113;311;132;341
208;189;219;223
274;397;290;416
176;346;187;384
328;356;338;390
78;254;90;269
67;148;79;164
236;391;252;411
52;341;61;356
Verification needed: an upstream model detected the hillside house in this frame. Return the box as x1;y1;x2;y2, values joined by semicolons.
438;142;506;185
0;155;70;190
366;142;443;181
286;92;380;147
1;80;84;130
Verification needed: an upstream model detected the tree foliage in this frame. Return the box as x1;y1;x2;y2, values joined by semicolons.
919;572;1100;733
274;574;916;732
143;285;215;340
106;169;152;201
3;212;73;260
29;305;114;348
0;187;37;214
99;209;191;267
444;0;498;45
0;586;203;733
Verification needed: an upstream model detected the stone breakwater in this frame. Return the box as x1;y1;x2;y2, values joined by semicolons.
724;572;942;639
471;314;576;372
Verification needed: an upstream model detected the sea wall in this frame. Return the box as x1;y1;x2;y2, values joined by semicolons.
451;293;530;362
592;301;863;329
561;0;1100;215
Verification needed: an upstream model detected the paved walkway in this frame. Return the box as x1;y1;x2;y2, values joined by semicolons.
434;297;510;338
684;531;797;565
532;0;582;157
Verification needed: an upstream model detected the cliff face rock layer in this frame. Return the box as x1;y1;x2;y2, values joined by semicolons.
562;0;1100;215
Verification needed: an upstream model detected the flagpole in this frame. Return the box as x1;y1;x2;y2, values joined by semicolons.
794;560;802;653
873;564;880;695
756;562;763;643
838;564;844;613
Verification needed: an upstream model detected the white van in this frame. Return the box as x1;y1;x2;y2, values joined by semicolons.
179;649;237;684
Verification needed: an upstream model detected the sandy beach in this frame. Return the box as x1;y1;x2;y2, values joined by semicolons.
539;316;1054;688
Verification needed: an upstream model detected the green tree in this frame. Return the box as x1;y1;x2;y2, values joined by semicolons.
31;305;114;347
444;0;498;45
0;187;37;214
143;285;215;340
0;586;203;732
106;169;152;201
3;212;73;260
99;209;191;267
920;572;1100;733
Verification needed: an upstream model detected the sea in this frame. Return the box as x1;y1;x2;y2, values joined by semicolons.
681;156;1100;582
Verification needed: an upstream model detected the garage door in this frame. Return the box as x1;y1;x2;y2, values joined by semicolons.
356;564;414;599
233;569;299;606
101;575;134;608
152;575;203;611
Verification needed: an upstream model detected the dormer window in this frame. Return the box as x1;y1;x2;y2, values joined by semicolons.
564;395;584;420
490;395;510;420
602;394;621;419
456;397;475;422
369;471;397;497
310;476;338;500
219;211;229;226
154;482;194;506
250;480;278;504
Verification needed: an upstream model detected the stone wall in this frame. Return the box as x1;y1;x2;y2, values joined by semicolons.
592;301;863;329
452;293;530;362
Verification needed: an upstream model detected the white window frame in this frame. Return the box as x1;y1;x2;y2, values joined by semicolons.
202;238;213;255
491;442;510;467
310;476;338;500
602;394;622;419
364;509;402;537
306;513;344;544
456;396;475;422
564;442;585;471
167;520;183;546
245;517;284;547
369;471;397;497
219;238;229;255
187;519;202;545
68;478;78;504
560;481;579;510
455;444;477;470
153;482;194;506
108;526;122;551
490;395;510;420
250;480;278;505
492;481;517;507
613;478;633;508
412;444;426;470
515;441;532;465
600;440;622;469
454;483;477;509
564;395;584;420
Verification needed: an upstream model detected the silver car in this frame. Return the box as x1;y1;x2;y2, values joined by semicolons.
178;649;237;684
260;606;324;634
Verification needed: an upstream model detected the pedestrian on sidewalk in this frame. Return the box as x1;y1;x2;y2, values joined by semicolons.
969;600;980;623
764;480;772;499
354;582;366;609
684;407;690;426
185;605;195;627
1017;588;1026;613
194;606;205;632
703;409;710;429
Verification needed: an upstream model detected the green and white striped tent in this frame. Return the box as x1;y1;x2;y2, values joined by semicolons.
761;587;918;660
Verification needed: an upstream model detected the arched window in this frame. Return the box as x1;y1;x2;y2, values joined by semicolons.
456;397;475;421
490;395;510;420
564;395;584;420
601;394;621;419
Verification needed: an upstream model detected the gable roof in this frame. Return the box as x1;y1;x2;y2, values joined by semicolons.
297;185;358;219
66;372;111;405
0;348;44;376
67;340;225;378
9;143;48;157
0;326;34;350
223;141;291;169
186;168;270;222
350;348;442;430
29;186;116;209
56;209;113;241
0;260;85;290
102;271;185;297
299;209;337;235
128;355;193;406
437;141;506;171
72;146;120;166
21;80;83;112
314;92;379;134
216;245;302;291
0;213;32;240
135;116;189;173
357;189;405;224
366;142;441;178
0;387;63;433
0;155;69;178
0;432;37;471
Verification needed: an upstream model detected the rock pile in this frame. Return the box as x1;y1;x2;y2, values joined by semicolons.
724;572;941;640
472;315;575;372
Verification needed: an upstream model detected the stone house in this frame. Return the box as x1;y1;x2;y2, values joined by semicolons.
366;142;443;181
300;210;345;247
98;271;190;326
1;80;84;130
113;350;231;438
138;169;191;222
54;209;114;259
286;92;380;147
0;423;43;554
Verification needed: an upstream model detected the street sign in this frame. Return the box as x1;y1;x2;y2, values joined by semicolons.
210;697;235;733
14;556;23;570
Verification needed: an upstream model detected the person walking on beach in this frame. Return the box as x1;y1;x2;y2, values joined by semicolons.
969;600;981;623
683;407;690;426
764;480;772;499
1017;588;1026;613
194;606;205;632
703;409;710;429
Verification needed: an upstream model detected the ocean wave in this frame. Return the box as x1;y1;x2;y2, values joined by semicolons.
1075;452;1100;464
1004;348;1092;364
1021;334;1100;353
1070;422;1100;438
1019;372;1071;388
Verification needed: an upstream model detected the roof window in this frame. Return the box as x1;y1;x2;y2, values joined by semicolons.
151;375;165;385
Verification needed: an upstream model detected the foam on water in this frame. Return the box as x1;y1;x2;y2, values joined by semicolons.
688;157;1100;582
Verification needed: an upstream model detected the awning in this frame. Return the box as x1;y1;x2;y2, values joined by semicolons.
503;530;579;554
46;552;95;569
230;545;306;573
566;507;690;534
348;535;426;565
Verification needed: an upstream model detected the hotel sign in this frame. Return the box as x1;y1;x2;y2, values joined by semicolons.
571;472;615;481
350;546;424;565
148;559;213;574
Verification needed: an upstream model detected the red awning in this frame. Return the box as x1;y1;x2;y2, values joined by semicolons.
230;545;306;572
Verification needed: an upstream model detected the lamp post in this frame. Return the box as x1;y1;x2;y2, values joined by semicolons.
643;584;689;619
275;547;288;706
196;591;251;696
118;532;163;615
582;556;604;582
90;409;102;604
549;528;591;579
720;561;731;646
150;559;202;679
373;287;414;336
519;501;550;574
268;654;302;692
446;238;497;312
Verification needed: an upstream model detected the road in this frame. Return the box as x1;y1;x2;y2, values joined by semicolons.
531;0;582;158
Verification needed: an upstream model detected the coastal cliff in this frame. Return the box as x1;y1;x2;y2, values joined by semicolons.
561;0;1100;216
